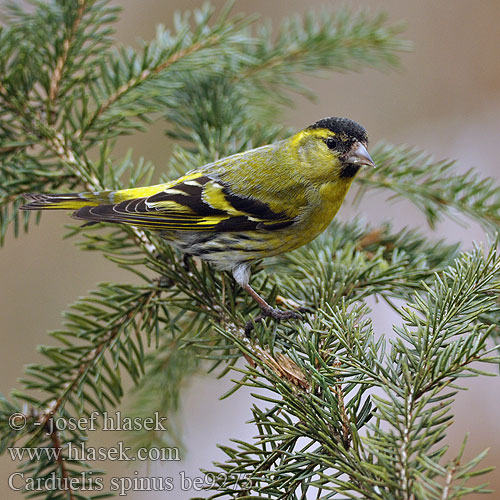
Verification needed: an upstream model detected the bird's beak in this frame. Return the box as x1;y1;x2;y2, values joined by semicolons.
348;142;375;168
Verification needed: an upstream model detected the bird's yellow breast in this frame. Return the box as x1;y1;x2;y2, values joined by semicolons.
251;177;354;257
297;178;353;243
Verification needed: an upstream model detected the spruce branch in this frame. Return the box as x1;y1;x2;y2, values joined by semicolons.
236;10;409;89
46;0;87;118
358;144;500;232
201;244;500;499
12;283;160;450
48;423;76;500
81;33;219;136
0;2;499;499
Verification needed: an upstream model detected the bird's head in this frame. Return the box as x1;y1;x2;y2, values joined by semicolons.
292;117;374;184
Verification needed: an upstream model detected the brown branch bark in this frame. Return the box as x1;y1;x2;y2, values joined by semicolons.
47;0;87;116
49;425;76;500
83;34;221;133
36;289;155;434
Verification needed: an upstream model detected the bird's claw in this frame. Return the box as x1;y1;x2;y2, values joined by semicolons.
244;306;302;336
261;306;302;321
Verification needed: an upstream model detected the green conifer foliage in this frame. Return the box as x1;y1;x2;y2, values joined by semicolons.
0;2;498;498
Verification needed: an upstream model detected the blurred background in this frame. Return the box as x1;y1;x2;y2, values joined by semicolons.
1;0;499;498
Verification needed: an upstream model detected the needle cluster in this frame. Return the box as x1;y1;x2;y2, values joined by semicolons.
0;2;498;499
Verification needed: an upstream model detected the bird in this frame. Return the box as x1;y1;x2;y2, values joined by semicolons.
21;117;374;325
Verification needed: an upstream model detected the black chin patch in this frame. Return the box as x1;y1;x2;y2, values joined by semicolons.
339;163;361;179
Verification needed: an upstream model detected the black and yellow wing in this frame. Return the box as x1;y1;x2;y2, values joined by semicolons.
21;172;296;233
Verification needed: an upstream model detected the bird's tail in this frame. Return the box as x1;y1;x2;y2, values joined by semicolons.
19;184;169;211
20;192;105;211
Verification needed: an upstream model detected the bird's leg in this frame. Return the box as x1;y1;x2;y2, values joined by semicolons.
244;284;301;320
232;263;301;334
243;283;301;335
182;253;192;270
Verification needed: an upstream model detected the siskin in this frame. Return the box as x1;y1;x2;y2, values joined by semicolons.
21;117;374;323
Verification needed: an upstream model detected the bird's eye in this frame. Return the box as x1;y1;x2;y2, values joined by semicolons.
325;137;338;150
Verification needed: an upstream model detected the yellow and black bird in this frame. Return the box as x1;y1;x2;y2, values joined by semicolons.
21;117;374;321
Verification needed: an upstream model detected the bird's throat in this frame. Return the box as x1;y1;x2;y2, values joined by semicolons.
339;163;361;179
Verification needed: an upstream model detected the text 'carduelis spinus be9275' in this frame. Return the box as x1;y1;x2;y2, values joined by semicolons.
21;117;374;327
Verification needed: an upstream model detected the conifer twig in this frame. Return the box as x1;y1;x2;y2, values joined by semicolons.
0;3;498;499
47;0;87;115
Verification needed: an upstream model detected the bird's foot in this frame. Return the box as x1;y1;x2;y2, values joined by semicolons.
261;306;302;321
276;295;313;314
244;306;301;336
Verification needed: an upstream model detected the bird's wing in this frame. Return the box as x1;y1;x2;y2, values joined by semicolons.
72;173;297;232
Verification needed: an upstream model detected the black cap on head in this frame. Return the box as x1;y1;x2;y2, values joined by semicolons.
308;117;368;144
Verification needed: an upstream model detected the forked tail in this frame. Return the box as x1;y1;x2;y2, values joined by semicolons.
20;192;101;211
